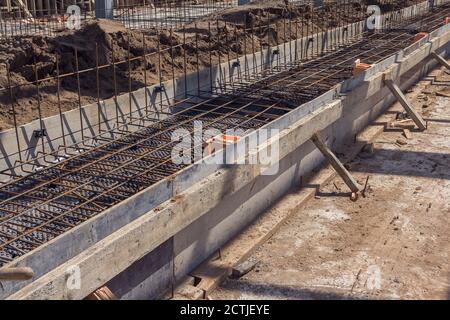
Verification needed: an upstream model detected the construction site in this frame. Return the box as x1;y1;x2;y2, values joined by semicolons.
0;0;448;301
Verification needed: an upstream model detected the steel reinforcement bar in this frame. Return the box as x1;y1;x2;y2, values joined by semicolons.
0;3;449;266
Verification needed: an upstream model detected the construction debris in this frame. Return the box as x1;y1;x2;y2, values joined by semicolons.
85;286;117;300
231;260;258;279
396;138;408;145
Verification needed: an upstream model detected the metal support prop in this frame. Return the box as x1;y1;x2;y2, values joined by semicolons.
311;132;362;194
383;74;427;131
430;52;450;69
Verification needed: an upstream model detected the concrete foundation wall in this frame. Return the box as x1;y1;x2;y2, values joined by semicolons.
0;7;376;299
0;17;369;177
105;30;450;299
1;0;448;299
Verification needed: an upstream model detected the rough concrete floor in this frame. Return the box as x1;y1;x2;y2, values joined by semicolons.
210;66;450;300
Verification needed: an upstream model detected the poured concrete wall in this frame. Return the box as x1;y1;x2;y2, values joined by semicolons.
107;27;450;299
1;0;448;299
0;11;373;299
6;31;450;298
1;0;438;178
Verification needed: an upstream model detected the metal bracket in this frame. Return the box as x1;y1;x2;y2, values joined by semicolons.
311;132;362;195
430;52;450;70
33;129;47;138
383;74;427;131
154;83;166;93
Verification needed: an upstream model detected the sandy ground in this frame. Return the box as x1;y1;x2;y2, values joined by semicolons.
210;66;450;300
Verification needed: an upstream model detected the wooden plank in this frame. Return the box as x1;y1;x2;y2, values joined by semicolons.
186;139;379;298
30;0;36;16
384;77;427;131
311;132;362;193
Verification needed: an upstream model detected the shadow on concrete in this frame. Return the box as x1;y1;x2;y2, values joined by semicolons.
351;148;450;180
383;127;423;133
107;240;174;300
424;117;450;124
216;278;370;300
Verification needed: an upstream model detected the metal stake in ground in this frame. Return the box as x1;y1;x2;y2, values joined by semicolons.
383;72;427;131
311;132;362;198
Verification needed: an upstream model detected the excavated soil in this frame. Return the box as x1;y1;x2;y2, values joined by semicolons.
0;0;418;129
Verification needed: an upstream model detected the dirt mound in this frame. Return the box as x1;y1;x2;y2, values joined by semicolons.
0;2;360;130
0;18;241;129
0;20;155;129
0;0;419;130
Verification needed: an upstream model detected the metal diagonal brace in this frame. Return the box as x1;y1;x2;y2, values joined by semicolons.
311;133;362;194
383;74;427;131
430;52;450;70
